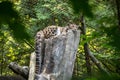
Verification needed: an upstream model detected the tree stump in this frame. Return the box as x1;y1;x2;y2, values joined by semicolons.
29;30;80;80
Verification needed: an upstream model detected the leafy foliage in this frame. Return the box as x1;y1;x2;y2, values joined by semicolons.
0;0;33;76
0;1;30;40
0;0;120;79
69;0;93;17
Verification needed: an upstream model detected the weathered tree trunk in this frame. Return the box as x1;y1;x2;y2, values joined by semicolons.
29;30;80;80
9;62;29;79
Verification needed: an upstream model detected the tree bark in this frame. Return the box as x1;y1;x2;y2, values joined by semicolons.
8;62;29;79
8;52;36;80
28;52;36;80
80;15;92;74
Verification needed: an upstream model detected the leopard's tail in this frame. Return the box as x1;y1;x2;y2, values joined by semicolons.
35;31;44;74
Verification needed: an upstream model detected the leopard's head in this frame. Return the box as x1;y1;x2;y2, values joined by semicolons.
68;24;78;30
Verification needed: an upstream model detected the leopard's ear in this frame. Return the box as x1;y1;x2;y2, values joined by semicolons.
69;24;79;30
